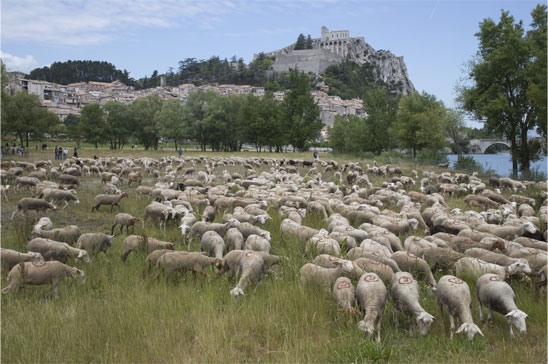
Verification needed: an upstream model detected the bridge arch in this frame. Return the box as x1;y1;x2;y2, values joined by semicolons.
469;139;511;154
483;142;511;154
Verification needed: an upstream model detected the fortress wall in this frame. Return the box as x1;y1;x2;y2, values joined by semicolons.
271;49;345;74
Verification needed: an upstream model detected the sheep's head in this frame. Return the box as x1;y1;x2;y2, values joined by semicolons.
505;309;528;335
227;218;241;228
508;261;532;275
77;250;91;264
260;231;271;242
523;222;536;234
318;229;329;236
455;323;484;340
214;258;223;270
416;312;435;336
230;287;244;298
30;252;44;263
408;218;419;231
357;319;375;337
72;268;86;285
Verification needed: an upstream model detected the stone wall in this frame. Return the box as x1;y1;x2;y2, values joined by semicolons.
272;49;345;74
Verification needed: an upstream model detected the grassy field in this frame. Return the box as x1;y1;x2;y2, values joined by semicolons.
1;150;546;363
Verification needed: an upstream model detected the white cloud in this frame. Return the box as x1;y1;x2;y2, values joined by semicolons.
0;52;39;73
1;0;237;46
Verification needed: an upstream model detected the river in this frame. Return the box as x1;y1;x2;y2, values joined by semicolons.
446;153;547;178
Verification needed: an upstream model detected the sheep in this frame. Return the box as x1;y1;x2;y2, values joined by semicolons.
230;250;266;297
200;231;226;259
15;176;40;191
391;251;437;289
76;233;114;257
476;222;536;240
391;272;435;336
237;222;271;241
476;273;528;336
299;260;358;289
189;219;241;241
436;275;484;340
143;203;171;231
127;172;142;187
244;234;271;254
32;225;82;245
201;205;216;222
455;257;532;281
333;277;358;318
226;228;244;251
10;198;56;220
136;186;154;200
420;247;464;270
355;273;387;343
1;248;44;271
111;213;139;235
142;249;177;277
91;192;128;212
506;247;547;274
104;183;121;195
46;189;80;209
1;185;9;201
353;257;394;285
1;261;85;298
152;251;222;280
27;238;90;264
59;174;80;186
463;248;526;267
121;234;159;259
464;194;500;209
219;250;281;280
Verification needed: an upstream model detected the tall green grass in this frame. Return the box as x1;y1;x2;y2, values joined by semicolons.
1;152;546;363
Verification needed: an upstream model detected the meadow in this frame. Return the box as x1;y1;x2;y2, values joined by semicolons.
1;148;546;363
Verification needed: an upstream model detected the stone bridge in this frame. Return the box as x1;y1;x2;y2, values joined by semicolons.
469;139;511;154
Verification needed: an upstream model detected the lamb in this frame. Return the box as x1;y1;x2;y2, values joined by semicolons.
299;260;358;289
10;198;56;220
111;213;139;235
200;231;226;259
188;219;241;241
226;228;244;251
391;251;437;289
437;275;484;340
476;273;528;336
201;205;216;222
455;257;532;281
27;238;90;264
1;248;44;271
121;234;174;262
1;261;85;298
91;192;128;212
391;272;435;336
32;225;82;245
333;277;358;317
76;233;114;257
152;251;222;280
229;250;266;297
104;183;121;195
244;234;271;254
355;272;387;343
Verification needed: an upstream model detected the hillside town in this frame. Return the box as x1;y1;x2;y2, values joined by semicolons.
7;77;365;141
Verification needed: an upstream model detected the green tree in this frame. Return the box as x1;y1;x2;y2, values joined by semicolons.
259;92;285;152
390;92;447;158
130;94;163;150
458;6;546;175
79;104;106;148
445;109;468;155
103;101;131;149
64;114;81;147
157;99;185;150
306;34;313;49
294;34;307;50
182;91;217;151
527;5;547;137
362;88;399;154
282;69;321;151
2;92;59;146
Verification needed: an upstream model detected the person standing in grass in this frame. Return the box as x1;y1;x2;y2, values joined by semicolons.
63;147;68;160
178;148;183;158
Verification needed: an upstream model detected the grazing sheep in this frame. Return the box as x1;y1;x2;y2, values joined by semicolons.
142;249;176;277
136;186;154;200
27;238;90;264
32;225;82;245
455;257;532;281
391;272;435;336
121;234;174;262
244;234;271;254
226;228;244;251
152;251;222;280
333;277;358;317
391;251;437;289
91;192;128;212
104;183;121;195
143;203;171;231
1;185;9;201
436;275;484;340
15;176;40;191
356;272;388;343
476;274;528;336
200;231;226;259
1;248;44;271
201;206;216;222
237;222;271;241
464;195;500;209
11;198;56;220
281;219;319;241
59;174;80;186
299;260;358;289
76;233;114;257
188;219;241;241
476;222;536;240
46;189;80;209
1;261;85;298
229;250;266;297
463;248;526;267
352;257;395;285
111;213;139;235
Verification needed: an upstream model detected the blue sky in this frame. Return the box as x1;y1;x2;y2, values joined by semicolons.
1;0;543;126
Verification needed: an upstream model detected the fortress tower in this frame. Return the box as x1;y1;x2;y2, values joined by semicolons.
319;26;350;57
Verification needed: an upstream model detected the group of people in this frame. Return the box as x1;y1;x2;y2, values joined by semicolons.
1;143;30;158
54;146;70;160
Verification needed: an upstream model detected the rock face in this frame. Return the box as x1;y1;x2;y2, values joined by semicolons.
258;27;415;95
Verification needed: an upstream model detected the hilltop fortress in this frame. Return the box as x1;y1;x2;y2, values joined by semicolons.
255;26;415;95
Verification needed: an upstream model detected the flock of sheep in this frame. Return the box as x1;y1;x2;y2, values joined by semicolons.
1;154;547;343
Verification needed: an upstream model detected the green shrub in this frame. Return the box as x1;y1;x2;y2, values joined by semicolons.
416;148;448;164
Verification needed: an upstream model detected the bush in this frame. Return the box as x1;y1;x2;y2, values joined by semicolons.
415;149;448;165
455;155;482;172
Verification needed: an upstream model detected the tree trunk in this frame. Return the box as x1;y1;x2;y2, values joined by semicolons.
26;133;29;147
95;141;98;149
510;138;518;177
520;125;530;175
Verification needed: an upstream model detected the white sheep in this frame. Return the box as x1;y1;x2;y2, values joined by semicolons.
200;231;226;259
229;250;266;297
244;234;271;254
390;272;435;336
76;233;114;257
27;238;90;264
356;272;387;343
1;248;44;271
333;276;358;318
476;273;528;336
455;257;532;281
1;261;85;298
299;260;358;289
436;275;484;340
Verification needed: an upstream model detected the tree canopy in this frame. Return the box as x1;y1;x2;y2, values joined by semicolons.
28;60;134;86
